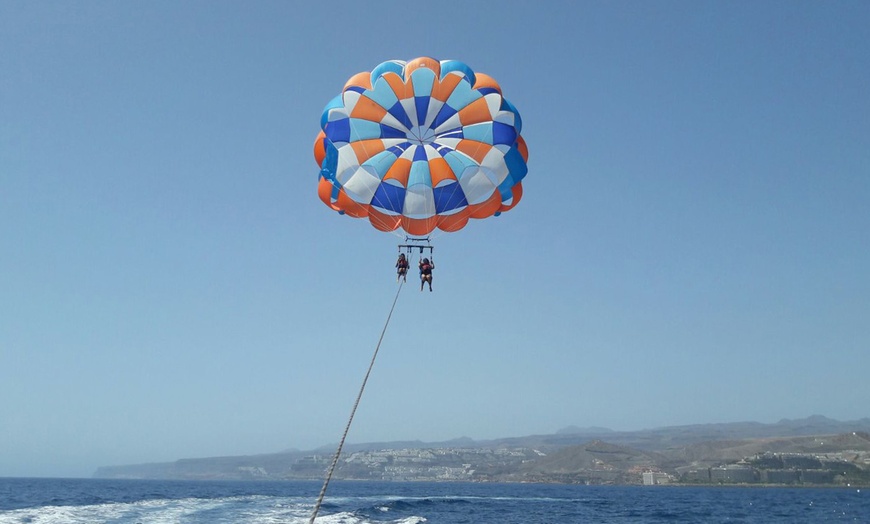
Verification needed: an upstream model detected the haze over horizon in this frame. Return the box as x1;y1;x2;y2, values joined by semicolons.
3;1;869;478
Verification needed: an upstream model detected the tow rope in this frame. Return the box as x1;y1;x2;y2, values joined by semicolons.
307;279;405;524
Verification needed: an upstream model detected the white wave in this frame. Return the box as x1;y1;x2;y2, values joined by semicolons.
310;511;426;524
0;496;316;524
0;496;430;524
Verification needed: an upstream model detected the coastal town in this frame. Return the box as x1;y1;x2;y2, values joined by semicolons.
290;447;545;482
284;443;870;486
93;419;870;487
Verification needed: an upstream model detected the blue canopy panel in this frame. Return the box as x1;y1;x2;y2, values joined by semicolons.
443;150;479;180
319;172;341;201
412;145;428;163
500;98;522;134
408;159;433;188
459;123;516;147
371;181;406;213
319;140;340;180
379;124;406;139
444;80;481;112
320;94;345;129
369;76;401;109
491;122;518;146
411;67;436;97
363;150;399;179
431;104;458;130
503;146;528;183
439;60;476;86
433;183;468;214
414;97;430;128
387;141;413;157
437;127;463;141
348;119;383;142
461;123;494;145
387;101;414;130
497;174;517;201
434;142;455;156
325;118;350;144
370;60;405;85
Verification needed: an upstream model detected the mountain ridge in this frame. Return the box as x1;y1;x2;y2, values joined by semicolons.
93;415;870;483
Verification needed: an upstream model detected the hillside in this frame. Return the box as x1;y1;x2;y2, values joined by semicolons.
93;416;870;484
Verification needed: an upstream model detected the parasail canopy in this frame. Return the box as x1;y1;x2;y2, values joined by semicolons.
314;57;528;236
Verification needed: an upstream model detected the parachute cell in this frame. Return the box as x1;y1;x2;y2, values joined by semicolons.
314;57;528;235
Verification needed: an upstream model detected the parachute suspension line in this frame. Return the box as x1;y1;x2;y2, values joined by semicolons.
307;280;405;524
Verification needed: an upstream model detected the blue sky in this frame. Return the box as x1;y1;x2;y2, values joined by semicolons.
2;1;868;478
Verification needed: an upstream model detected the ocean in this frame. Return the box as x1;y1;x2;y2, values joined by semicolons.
0;478;867;523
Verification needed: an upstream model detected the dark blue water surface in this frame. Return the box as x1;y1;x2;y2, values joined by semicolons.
0;478;867;523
